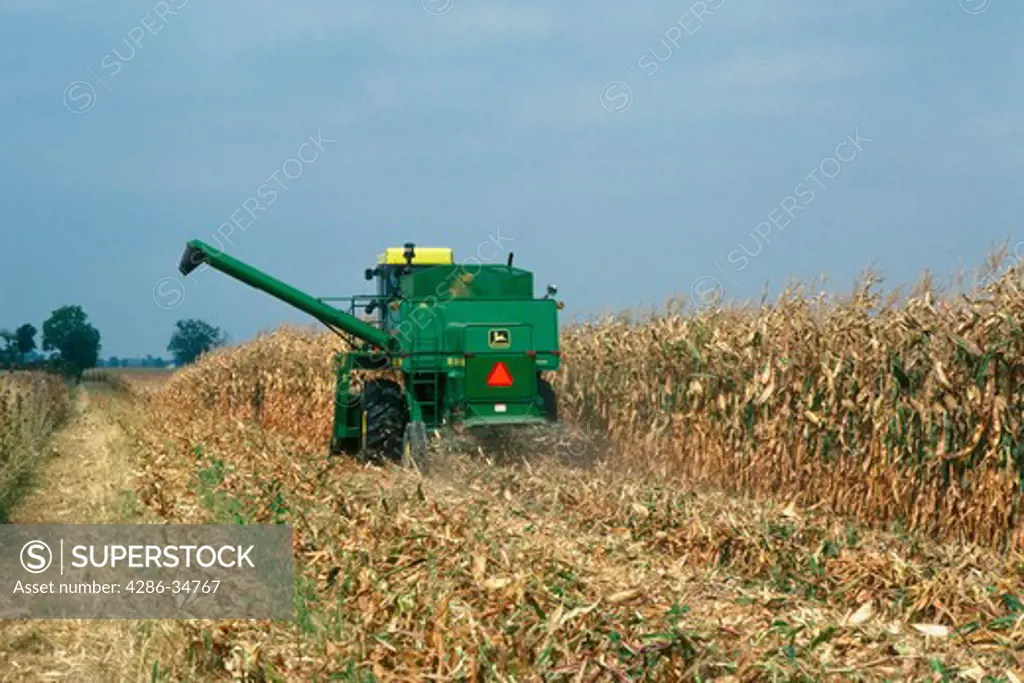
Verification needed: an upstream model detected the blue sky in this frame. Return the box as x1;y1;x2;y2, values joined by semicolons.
1;0;1021;357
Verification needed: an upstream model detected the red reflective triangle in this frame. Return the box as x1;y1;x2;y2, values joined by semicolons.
486;361;513;387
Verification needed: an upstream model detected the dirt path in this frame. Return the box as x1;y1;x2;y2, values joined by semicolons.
0;384;158;682
13;388;132;524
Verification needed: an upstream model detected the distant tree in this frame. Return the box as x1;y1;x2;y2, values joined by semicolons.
0;330;14;366
167;319;226;365
42;305;101;377
0;324;38;366
15;324;36;360
108;357;120;367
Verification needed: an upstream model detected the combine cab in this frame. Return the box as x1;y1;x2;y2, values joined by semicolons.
178;240;563;464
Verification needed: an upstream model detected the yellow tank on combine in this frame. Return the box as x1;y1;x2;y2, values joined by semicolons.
377;247;453;266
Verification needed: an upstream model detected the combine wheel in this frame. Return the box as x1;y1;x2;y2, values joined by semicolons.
402;421;429;471
330;436;361;457
360;379;407;462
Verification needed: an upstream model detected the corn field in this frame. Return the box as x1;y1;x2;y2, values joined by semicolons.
555;266;1024;550
159;263;1024;550
0;371;71;518
157;325;339;452
134;264;1024;678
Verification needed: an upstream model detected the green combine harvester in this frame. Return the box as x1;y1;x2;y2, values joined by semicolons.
178;240;563;464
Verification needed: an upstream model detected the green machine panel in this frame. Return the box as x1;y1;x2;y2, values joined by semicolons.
463;323;532;353
465;355;537;401
464;324;536;401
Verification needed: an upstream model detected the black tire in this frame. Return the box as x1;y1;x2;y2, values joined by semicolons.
538;375;558;422
330;436;361;456
361;379;408;462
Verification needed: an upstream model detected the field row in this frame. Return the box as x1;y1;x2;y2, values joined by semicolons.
0;371;71;520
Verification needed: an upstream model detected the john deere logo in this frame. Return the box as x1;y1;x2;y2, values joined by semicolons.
488;329;510;348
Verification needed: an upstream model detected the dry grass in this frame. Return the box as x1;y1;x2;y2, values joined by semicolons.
0;386;176;683
0;371;71;519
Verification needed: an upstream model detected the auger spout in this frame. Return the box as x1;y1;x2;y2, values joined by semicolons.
178;240;397;352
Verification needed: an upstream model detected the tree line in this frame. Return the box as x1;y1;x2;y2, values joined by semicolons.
2;307;228;377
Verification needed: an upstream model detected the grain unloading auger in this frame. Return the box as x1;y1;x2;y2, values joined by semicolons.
178;240;563;464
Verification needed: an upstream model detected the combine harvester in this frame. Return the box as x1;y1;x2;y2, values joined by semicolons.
178;240;564;465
